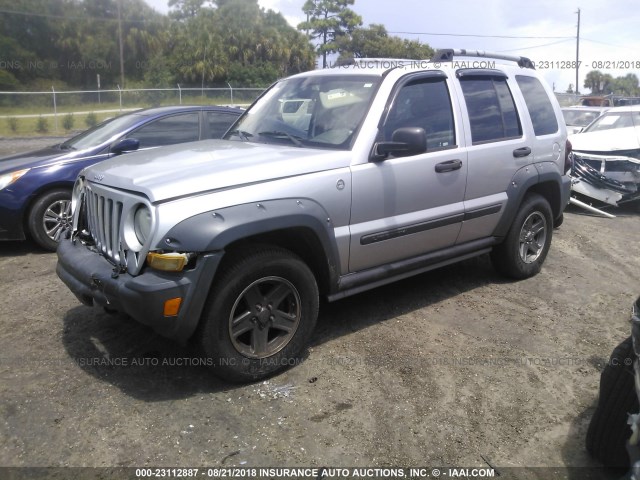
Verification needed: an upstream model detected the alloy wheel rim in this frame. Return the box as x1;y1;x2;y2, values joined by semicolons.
518;211;547;263
228;276;301;359
42;199;72;242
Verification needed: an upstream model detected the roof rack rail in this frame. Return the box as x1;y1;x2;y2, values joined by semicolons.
432;49;535;70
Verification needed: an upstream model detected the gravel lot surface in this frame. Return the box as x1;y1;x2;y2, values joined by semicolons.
1;138;639;479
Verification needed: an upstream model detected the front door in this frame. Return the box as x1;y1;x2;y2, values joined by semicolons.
349;73;468;272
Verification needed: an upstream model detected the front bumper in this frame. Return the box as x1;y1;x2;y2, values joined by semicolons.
56;235;222;341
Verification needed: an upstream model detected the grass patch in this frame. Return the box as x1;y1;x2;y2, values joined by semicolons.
0;101;124;117
0;112;115;138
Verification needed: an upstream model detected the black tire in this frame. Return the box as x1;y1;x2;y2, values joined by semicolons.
197;247;319;383
27;189;72;251
586;336;638;468
491;193;553;279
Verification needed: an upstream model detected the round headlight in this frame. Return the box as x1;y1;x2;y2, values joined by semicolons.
71;176;84;214
133;205;152;245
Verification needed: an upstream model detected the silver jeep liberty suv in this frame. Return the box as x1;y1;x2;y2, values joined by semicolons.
57;49;571;382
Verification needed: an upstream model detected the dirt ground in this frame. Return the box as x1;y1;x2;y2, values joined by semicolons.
1;137;640;479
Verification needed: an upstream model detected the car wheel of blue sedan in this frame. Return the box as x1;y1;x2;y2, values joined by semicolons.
28;189;72;251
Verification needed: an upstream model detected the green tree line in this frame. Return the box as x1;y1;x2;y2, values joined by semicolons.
0;0;435;91
584;70;640;96
0;0;316;90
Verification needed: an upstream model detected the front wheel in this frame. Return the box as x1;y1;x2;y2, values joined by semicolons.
197;247;319;382
491;193;553;279
27;189;72;251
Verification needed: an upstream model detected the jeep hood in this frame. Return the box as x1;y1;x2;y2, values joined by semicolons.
569;126;640;153
85;140;353;203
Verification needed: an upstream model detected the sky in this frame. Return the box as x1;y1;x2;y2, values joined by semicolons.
144;0;640;94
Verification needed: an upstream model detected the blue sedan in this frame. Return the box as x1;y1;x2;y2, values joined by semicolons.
0;105;242;250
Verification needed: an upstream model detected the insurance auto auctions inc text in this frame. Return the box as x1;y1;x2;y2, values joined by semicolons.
160;467;496;479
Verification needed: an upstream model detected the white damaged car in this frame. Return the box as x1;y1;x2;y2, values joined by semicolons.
569;105;640;206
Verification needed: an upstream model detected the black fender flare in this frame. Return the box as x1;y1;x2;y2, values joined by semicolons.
493;164;566;238
161;198;341;286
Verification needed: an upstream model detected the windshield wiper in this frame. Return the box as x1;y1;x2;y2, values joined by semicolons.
59;144;76;151
227;129;253;141
258;130;304;147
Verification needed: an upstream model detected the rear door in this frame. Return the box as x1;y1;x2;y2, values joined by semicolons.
453;70;533;243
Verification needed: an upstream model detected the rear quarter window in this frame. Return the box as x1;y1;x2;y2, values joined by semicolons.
515;75;559;136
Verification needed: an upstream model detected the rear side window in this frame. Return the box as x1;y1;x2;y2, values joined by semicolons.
207;111;238;138
516;75;559;136
460;76;522;144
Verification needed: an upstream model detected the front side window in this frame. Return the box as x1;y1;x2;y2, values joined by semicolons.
225;74;381;150
127;113;200;148
383;77;456;151
516;75;559;136
62;114;145;151
460;75;522;144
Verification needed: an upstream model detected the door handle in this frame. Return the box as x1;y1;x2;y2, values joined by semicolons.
435;159;462;173
513;147;532;158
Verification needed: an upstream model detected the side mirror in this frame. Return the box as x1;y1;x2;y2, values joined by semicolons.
111;138;140;155
374;127;427;159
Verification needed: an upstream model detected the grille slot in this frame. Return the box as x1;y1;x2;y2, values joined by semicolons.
85;190;125;263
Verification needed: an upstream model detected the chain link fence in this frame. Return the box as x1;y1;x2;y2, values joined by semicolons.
0;86;265;135
0;86;264;113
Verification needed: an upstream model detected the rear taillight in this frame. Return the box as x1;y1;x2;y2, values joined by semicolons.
564;139;573;174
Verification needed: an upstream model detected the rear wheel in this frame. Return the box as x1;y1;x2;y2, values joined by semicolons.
197;247;319;382
491;193;553;279
27;189;72;251
586;336;638;468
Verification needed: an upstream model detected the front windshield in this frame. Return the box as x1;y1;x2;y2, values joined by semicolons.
583;111;640;132
562;110;600;127
61;113;146;150
225;74;381;150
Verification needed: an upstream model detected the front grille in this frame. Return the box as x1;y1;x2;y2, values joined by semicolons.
77;182;152;275
85;191;125;263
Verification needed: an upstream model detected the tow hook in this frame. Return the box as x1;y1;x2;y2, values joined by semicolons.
111;265;126;279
